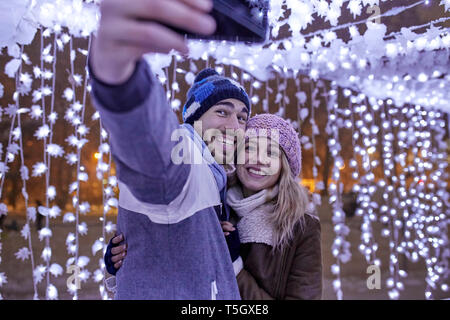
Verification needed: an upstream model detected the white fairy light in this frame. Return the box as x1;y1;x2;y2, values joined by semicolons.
310;69;319;80
41;247;52;262
77;124;89;136
417;73;428;82
94;270;104;282
63;213;76;224
46;143;64;157
77;222;88;235
46;284;58;300
32;162;47;177
35;124;50;139
63;87;74;101
104;221;115;234
47;186;56;200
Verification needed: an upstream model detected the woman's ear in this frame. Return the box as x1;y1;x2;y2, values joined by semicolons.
225;164;238;188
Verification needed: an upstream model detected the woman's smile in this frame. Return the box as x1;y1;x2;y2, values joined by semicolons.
245;165;270;179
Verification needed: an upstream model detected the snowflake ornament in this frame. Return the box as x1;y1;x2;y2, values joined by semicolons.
15;247;31;261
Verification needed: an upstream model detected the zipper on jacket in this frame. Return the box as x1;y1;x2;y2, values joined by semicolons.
211;280;218;300
275;248;288;298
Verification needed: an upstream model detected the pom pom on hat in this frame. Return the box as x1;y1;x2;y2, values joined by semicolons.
194;68;219;83
182;68;250;125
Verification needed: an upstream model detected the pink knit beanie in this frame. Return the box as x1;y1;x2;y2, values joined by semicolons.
246;113;302;177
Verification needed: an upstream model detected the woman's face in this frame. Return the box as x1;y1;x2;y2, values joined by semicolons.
236;136;282;193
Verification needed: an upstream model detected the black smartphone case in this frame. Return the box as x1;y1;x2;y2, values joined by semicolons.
169;0;269;43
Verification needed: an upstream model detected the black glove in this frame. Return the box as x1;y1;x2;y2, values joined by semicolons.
104;237;119;275
225;226;241;262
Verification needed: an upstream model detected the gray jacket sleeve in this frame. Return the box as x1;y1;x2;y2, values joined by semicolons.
89;59;190;205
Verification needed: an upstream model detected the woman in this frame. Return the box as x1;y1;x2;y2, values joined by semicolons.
105;113;322;300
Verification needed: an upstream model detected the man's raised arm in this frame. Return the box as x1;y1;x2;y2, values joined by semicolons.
88;0;216;204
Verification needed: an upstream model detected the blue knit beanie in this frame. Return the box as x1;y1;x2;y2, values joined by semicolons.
182;68;251;125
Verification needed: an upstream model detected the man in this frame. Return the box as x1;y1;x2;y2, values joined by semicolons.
90;0;249;299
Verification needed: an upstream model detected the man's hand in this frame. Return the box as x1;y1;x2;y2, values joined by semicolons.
90;0;216;85
221;221;236;236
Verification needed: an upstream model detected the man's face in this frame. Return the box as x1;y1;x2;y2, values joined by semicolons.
194;98;248;165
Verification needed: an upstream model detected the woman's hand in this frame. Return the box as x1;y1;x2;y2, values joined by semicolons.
221;221;236;236
110;234;127;269
221;221;241;262
104;234;127;274
90;0;216;85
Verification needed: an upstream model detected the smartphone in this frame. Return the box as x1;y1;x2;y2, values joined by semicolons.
170;0;269;43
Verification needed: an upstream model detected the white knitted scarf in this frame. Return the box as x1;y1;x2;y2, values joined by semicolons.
226;184;279;246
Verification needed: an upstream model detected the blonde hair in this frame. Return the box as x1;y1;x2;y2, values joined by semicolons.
269;152;309;252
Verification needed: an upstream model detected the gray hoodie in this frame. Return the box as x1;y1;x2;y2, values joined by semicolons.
89;59;241;299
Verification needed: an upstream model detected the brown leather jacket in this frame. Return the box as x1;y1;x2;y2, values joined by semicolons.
235;213;322;300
